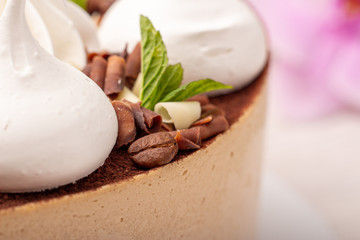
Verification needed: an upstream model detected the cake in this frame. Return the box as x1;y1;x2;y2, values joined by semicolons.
0;0;268;239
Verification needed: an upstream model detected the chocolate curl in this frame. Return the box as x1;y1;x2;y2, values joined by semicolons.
87;0;115;15
197;115;229;140
125;42;141;89
201;104;226;118
87;52;98;62
191;115;213;127
120;44;129;60
112;100;137;148
90;56;107;90
169;128;201;150
87;51;110;62
104;56;126;96
142;107;162;134
173;131;201;150
123;101;148;132
161;123;175;132
187;95;210;106
82;63;92;77
122;100;162;134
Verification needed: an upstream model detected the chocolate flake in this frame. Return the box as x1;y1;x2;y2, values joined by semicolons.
87;51;111;62
112;100;137;148
125;101;147;131
82;62;92;77
191;115;213;127
171;129;201;150
122;101;163;135
120;44;129;60
170;128;201;146
161;123;175;132
104;56;126;96
197;115;229;140
142;107;162;134
89;56;107;90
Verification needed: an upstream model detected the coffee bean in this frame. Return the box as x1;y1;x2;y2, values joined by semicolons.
128;132;178;169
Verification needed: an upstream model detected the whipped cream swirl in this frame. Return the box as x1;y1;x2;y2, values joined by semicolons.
0;0;117;192
99;0;268;94
26;0;100;69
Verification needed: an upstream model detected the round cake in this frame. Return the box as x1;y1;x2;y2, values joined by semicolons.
0;0;268;239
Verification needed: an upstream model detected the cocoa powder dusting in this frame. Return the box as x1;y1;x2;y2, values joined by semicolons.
0;65;266;210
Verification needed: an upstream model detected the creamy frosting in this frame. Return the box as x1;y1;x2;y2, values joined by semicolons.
99;0;268;93
25;2;54;55
0;0;118;192
26;0;100;69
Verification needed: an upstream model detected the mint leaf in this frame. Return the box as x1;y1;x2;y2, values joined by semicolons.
70;0;87;9
144;64;183;110
160;79;233;103
140;15;168;108
138;16;233;110
160;64;183;97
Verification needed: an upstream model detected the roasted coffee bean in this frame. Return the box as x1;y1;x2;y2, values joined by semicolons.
128;132;178;169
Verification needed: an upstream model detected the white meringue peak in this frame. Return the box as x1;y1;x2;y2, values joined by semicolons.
99;0;268;95
0;0;117;193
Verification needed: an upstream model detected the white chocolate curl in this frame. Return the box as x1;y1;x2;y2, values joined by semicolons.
155;102;201;130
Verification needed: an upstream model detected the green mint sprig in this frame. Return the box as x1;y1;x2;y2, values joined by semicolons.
139;15;232;110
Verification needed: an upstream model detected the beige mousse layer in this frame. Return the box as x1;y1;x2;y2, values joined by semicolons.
0;70;267;240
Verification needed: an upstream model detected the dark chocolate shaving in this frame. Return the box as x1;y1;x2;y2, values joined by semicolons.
125;101;147;132
112;101;137;148
120;44;129;60
82;62;92;77
191;115;213;127
142;107;162;134
170;128;201;146
125;42;141;89
197;115;229;140
87;51;111;62
161;123;175;132
122;101;162;135
104;56;126;96
170;128;201;150
90;56;107;89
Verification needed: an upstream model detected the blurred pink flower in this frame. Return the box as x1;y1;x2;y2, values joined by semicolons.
251;0;360;119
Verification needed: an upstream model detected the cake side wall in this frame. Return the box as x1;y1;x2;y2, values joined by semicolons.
0;82;267;240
